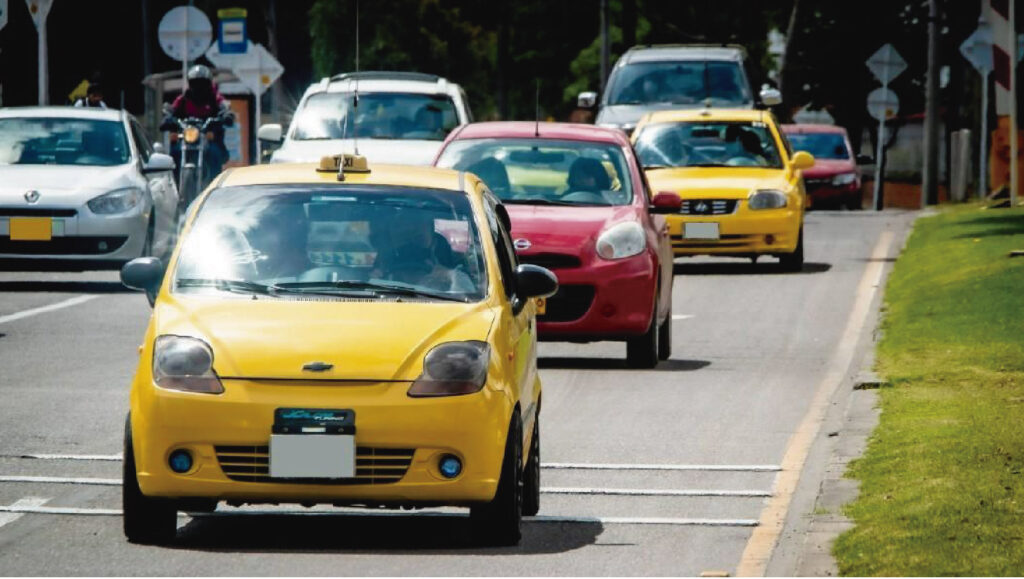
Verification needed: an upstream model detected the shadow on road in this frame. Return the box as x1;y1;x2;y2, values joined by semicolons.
673;261;831;276
538;357;710;371
171;512;602;554
0;280;130;294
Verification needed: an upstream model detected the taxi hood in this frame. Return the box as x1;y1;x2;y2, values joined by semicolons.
153;297;495;381
644;167;790;200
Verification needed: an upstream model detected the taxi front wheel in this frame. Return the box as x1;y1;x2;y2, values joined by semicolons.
123;416;177;545
470;413;523;546
522;417;541;517
778;227;805;273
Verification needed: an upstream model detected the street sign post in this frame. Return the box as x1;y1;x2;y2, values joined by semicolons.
25;0;53;105
961;17;994;199
206;41;284;162
158;6;212;91
866;43;907;211
867;88;899;122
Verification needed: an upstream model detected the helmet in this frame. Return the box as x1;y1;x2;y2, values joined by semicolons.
186;65;213;81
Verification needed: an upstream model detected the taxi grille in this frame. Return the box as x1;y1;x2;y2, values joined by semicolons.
680;199;738;215
214;445;415;485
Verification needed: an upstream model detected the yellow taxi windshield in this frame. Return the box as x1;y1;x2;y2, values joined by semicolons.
634;121;783;169
173;185;488;302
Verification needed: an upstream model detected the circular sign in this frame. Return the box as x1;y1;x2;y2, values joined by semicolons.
158;6;212;62
867;87;900;122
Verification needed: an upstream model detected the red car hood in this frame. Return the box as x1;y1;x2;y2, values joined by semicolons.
803;158;856;179
505;204;637;255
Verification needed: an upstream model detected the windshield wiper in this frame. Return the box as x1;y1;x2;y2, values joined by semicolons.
275;281;470;303
175;278;279;296
685;163;731;168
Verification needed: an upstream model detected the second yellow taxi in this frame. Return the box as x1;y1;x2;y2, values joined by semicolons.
119;154;557;546
632;109;814;271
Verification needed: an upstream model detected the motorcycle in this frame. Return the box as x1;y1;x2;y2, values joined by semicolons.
161;106;230;211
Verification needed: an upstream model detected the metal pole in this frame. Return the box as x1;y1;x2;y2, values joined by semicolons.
981;70;990;198
873;65;888;211
182;1;190;93
1011;0;1019;206
255;49;262;164
600;0;609;90
37;13;47;105
922;0;940;206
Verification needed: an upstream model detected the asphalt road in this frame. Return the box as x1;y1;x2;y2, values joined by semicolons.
0;210;913;576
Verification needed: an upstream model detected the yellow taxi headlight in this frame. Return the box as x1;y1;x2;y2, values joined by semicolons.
183;126;201;144
153;335;224;394
748;189;788;210
408;341;490;398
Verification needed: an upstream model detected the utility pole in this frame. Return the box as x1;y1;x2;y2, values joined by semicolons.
1011;0;1019;207
922;0;940;206
600;0;609;90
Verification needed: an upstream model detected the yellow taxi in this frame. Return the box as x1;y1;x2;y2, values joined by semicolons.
631;109;815;271
118;154;557;546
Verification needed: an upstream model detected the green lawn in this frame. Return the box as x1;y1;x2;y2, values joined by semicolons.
834;204;1024;576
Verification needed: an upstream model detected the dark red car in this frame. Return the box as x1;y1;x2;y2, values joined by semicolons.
782;124;863;209
434;122;679;368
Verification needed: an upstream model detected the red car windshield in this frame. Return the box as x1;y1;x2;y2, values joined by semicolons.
786;133;850;161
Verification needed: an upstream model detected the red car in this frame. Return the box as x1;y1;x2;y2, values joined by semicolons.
782;124;863;209
434;122;679;368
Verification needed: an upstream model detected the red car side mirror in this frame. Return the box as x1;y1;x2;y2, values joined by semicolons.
650;192;682;214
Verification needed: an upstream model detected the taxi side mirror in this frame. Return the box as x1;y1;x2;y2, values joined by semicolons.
650;192;683;214
513;264;558;315
791;151;815;171
121;257;165;306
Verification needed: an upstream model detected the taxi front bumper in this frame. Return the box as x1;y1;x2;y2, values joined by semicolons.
131;379;513;506
668;207;801;256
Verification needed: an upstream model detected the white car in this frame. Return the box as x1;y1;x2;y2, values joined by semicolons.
259;71;473;166
0;107;180;268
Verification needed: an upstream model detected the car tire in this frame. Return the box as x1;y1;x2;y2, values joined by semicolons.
470;413;523;546
846;192;863;210
626;295;660;369
521;415;540;517
778;227;805;273
123;415;177;545
657;297;672;361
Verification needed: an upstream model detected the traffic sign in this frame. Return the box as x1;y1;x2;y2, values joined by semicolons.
24;0;51;30
158;6;212;62
866;43;907;84
206;41;283;96
0;0;9;32
217;8;248;55
961;19;994;73
867;87;899;122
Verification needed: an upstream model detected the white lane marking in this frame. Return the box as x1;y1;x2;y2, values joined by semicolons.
543;462;781;472
542;487;772;498
7;453;122;461
0;475;120;486
0;504;758;527
0;295;98;326
737;230;897;577
0;497;50;528
0;476;773;498
672;314;694;320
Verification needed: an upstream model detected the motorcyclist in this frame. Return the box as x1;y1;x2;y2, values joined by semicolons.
160;64;234;183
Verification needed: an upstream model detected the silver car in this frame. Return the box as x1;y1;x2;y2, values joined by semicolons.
0;107;179;268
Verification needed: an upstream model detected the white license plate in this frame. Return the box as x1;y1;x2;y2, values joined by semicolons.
269;434;355;478
684;223;720;240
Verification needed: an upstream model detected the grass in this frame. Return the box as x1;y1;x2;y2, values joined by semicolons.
833;204;1024;576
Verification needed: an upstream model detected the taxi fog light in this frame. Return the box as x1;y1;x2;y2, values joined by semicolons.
408;341;489;398
439;455;463;479
169;449;193;473
748;189;788;210
153;335;224;394
765;234;775;245
596;221;646;260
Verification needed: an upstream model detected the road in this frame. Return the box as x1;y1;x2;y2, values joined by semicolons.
0;210;912;576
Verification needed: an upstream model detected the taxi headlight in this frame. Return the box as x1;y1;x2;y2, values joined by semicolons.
596;221;646;260
183;126;201;144
87;188;143;215
408;341;490;398
832;172;858;186
152;335;224;394
748;189;788;210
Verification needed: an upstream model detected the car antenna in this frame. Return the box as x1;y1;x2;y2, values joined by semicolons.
534;79;541;137
353;0;360;157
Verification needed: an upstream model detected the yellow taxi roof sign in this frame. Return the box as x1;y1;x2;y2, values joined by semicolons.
317;154;371;179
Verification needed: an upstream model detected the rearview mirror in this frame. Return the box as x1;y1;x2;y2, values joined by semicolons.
513;264;558;315
791;151;815;171
578;91;598;109
258;123;284;143
650;192;683;214
142;152;175;173
121;257;165;306
759;85;782;107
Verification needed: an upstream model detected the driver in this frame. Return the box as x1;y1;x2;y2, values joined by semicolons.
566;157;611;193
373;212;469;292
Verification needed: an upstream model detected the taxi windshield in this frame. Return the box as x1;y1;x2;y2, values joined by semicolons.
290;92;460;141
435;138;634;206
173;185;488;302
0;118;131;166
634;121;783;169
786;132;850;160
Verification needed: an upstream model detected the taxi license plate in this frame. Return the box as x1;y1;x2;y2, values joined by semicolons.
535;297;546;315
684;223;720;240
10;217;52;241
269;408;356;478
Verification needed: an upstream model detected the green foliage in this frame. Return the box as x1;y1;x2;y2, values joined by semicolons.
834;205;1024;575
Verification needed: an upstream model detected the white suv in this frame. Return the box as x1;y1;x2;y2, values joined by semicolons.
259;72;473;166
